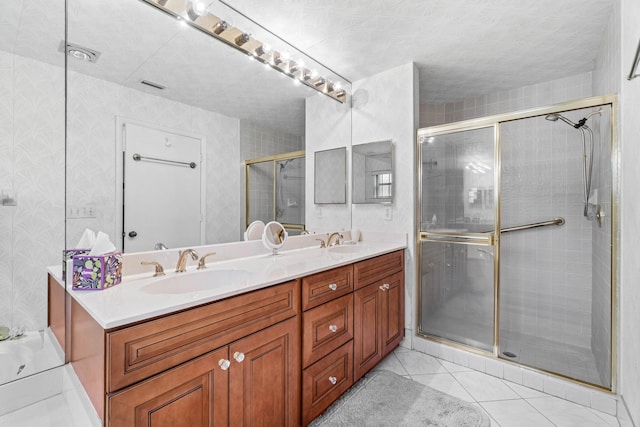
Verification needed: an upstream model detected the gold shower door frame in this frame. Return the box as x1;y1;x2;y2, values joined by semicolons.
244;150;305;233
415;95;618;392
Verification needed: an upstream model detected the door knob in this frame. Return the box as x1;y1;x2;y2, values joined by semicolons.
128;231;137;238
329;325;338;333
218;359;231;370
329;283;338;291
329;376;337;385
233;351;245;363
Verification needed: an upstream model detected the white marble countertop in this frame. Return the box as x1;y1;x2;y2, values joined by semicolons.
63;232;406;329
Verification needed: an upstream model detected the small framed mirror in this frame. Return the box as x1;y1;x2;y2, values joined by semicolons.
314;147;347;204
352;140;393;204
262;221;288;255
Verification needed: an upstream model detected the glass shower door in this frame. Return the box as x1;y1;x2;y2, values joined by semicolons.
419;126;496;352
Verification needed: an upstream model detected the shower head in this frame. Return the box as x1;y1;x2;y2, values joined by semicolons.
545;113;579;127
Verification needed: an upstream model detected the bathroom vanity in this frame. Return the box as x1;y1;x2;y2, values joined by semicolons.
62;238;405;426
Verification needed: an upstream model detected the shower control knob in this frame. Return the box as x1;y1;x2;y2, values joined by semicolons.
128;231;137;238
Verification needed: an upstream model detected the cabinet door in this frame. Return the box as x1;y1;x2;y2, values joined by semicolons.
229;317;300;426
107;347;229;427
353;283;382;382
380;271;404;357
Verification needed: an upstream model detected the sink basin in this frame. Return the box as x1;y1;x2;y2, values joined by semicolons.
141;269;251;294
327;245;370;254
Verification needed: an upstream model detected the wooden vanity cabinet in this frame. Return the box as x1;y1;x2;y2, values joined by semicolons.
301;266;355;426
353;252;405;382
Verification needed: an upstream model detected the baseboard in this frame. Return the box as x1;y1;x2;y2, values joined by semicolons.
0;366;63;417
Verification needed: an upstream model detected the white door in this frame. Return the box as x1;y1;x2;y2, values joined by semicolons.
123;122;204;252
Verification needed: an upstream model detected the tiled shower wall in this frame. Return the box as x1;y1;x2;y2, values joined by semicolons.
67;70;242;247
0;51;65;331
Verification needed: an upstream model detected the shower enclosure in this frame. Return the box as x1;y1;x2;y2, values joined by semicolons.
245;151;306;234
418;96;616;390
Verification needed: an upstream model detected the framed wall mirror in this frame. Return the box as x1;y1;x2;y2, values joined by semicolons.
314;147;347;204
352;140;393;204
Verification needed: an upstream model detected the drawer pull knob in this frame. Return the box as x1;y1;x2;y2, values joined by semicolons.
329;283;338;291
329;325;338;333
379;283;390;291
329;376;337;385
233;351;245;363
218;359;231;370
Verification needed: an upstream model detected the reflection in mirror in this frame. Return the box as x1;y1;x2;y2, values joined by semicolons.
262;221;288;255
352;140;393;204
245;151;305;235
66;0;350;253
314;147;347;204
1;0;66;386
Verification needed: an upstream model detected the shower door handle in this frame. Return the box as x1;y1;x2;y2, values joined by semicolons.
128;231;137;238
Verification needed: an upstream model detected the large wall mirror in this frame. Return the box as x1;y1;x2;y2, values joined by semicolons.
352;140;393;204
1;0;66;386
66;0;352;253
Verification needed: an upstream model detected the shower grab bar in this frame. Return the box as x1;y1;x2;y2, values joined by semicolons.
499;217;565;234
627;37;640;81
132;153;197;169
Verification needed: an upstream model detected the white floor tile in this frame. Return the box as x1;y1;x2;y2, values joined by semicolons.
395;349;448;375
453;371;520;402
439;359;473;373
373;352;408;376
411;373;475;402
481;400;555;427
503;380;548;399
527;395;616;427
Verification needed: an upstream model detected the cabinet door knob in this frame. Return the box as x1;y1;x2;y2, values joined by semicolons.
328;324;338;333
233;351;245;363
218;359;231;370
379;283;390;291
328;283;338;291
329;376;337;385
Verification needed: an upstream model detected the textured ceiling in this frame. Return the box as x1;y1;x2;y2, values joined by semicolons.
223;0;616;103
2;0;616;136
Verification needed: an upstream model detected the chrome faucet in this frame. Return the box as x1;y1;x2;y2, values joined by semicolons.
176;249;199;272
327;232;343;246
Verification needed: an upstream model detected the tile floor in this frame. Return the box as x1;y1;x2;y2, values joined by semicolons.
0;348;621;426
374;347;620;427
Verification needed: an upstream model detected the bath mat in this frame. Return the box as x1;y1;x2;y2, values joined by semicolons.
310;370;490;427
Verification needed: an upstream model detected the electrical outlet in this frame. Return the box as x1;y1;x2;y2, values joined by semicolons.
384;206;393;221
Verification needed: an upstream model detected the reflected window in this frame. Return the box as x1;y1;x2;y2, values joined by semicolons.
374;171;392;199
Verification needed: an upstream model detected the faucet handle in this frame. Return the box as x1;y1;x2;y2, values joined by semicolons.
315;238;326;249
197;252;217;270
141;261;165;277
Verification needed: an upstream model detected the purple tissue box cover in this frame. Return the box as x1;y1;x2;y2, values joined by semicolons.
62;249;90;281
71;252;123;290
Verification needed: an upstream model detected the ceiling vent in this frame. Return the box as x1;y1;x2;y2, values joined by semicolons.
140;80;166;90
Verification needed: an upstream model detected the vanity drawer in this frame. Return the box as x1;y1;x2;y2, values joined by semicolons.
354;250;404;290
302;341;353;426
302;293;353;368
106;280;299;392
302;265;353;311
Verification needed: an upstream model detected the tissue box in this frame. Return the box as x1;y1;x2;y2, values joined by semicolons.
71;252;123;290
62;249;90;281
